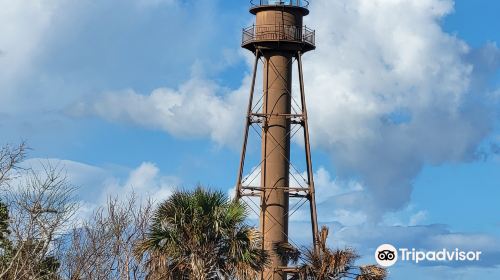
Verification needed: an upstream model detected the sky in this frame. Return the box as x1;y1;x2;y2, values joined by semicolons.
1;0;499;279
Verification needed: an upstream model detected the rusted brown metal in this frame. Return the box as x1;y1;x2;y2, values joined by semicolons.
236;2;318;279
297;51;320;253
236;51;260;201
260;52;292;280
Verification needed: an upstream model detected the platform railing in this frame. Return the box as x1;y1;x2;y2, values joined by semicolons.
242;24;315;47
250;0;310;8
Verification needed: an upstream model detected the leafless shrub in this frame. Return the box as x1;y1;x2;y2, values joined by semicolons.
0;163;78;280
61;195;153;280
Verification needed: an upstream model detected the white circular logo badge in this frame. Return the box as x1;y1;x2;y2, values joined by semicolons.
375;244;398;267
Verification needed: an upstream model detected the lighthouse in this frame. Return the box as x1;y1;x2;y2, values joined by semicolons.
235;1;319;279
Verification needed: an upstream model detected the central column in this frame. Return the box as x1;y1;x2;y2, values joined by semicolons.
261;52;292;280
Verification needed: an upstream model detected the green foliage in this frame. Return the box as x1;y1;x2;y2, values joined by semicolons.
0;201;13;274
0;203;9;236
137;187;268;280
0;201;60;280
37;256;60;280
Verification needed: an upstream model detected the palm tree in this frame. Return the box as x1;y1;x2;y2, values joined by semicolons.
136;187;268;280
281;226;387;280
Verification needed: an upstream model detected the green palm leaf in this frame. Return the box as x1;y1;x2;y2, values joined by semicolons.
136;187;268;279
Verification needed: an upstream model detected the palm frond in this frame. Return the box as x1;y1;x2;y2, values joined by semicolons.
356;265;387;280
290;226;387;280
274;241;301;265
136;187;268;279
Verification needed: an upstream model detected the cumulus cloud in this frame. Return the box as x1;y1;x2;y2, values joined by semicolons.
71;77;250;146
103;161;180;203
1;0;262;156
73;0;500;219
0;0;61;100
303;0;499;217
237;164;500;269
19;158;180;211
235;166;368;226
289;167;369;226
3;0;498;220
1;0;244;118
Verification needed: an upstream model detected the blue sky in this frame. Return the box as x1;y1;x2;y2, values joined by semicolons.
1;0;499;279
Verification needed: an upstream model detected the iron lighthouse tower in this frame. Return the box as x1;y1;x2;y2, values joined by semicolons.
236;1;318;279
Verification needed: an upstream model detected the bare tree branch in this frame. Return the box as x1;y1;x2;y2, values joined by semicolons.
1;161;77;280
61;194;153;280
0;142;27;187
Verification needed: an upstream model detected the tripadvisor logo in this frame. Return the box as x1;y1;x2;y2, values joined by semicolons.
375;244;398;267
375;244;482;267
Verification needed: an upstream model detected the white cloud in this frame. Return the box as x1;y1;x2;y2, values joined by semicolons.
235;166;370;226
0;0;234;119
233;166;500;269
314;167;364;202
19;158;110;198
285;167;500;268
382;205;429;227
301;0;499;217
330;209;368;227
72;0;499;218
428;233;500;252
71;76;250;146
0;0;61;102
18;158;180;215
103;162;180;203
409;210;428;226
